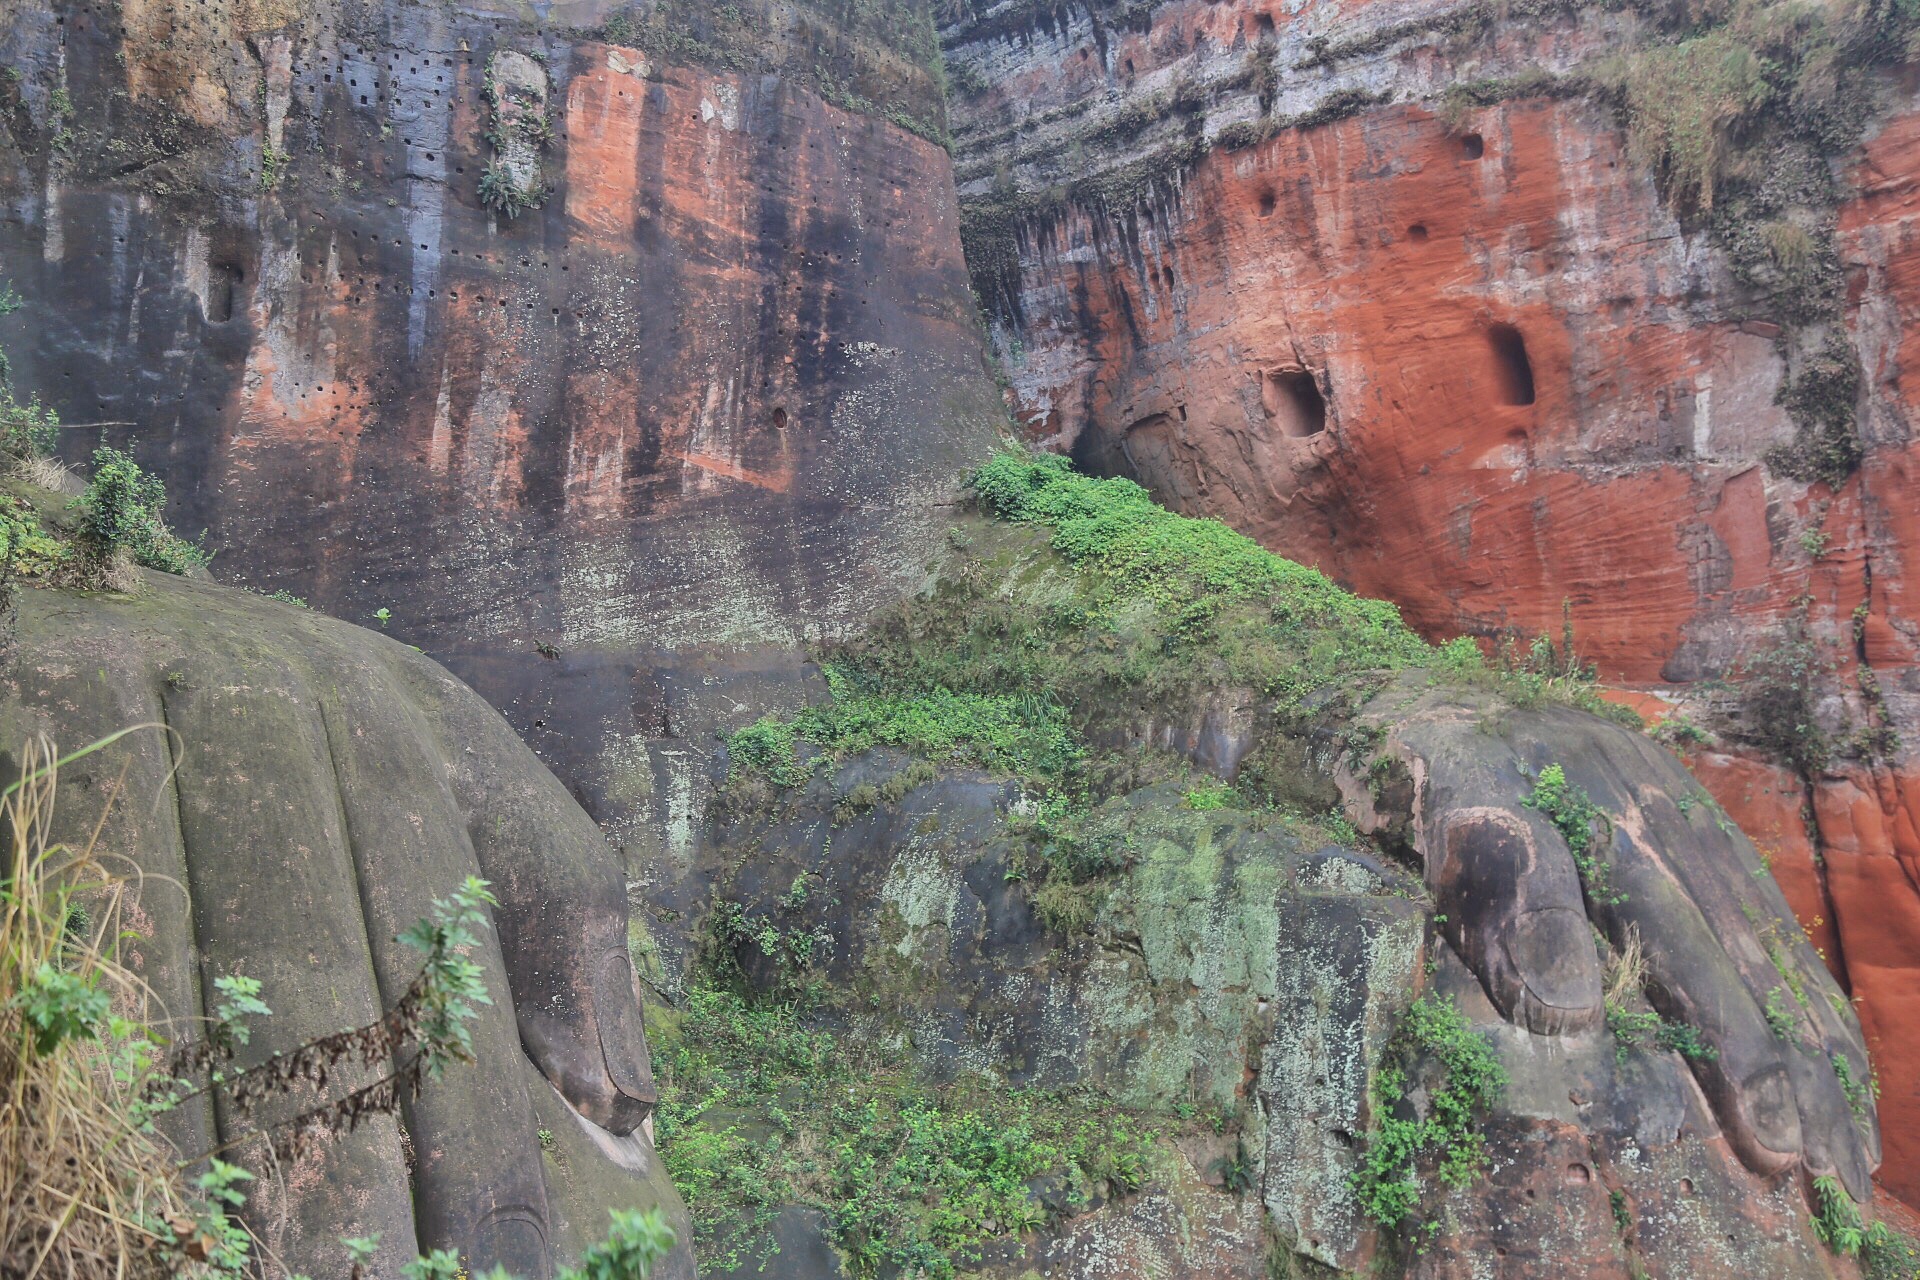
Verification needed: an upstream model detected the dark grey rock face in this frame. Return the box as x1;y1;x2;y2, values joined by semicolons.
0;568;692;1279
679;673;1871;1277
0;0;999;885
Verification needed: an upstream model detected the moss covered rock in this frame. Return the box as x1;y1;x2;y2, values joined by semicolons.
664;457;1879;1278
0;565;692;1280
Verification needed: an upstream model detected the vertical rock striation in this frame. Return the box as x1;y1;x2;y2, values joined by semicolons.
0;0;999;884
943;0;1920;1202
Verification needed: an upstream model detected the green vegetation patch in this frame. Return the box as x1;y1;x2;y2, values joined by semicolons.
0;494;70;582
1767;329;1866;486
0;292;207;589
74;446;208;576
1831;1050;1876;1121
1522;763;1626;905
797;665;1081;779
590;0;949;145
720;451;1433;804
969;452;1426;675
724;453;1623;826
725;668;1079;789
1604;1004;1718;1065
1733;616;1832;775
1812;1173;1912;1269
654;980;1161;1278
1350;994;1507;1234
1;446;208;593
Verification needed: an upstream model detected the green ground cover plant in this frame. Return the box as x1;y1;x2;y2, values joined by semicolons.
724;452;1447;801
653;977;1161;1278
1349;994;1507;1236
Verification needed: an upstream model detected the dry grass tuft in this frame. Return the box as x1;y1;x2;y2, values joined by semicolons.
1;735;186;1279
1604;924;1648;1007
95;550;144;596
11;456;78;496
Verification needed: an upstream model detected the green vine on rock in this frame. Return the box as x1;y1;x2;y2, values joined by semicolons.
1523;764;1625;906
1351;994;1507;1234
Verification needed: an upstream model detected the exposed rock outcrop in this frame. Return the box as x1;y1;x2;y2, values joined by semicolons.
675;490;1874;1278
0;0;999;881
941;0;1920;1201
0;556;692;1278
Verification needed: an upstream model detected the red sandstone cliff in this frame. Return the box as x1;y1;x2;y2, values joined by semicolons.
943;0;1920;1205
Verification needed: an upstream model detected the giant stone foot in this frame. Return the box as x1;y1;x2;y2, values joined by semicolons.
0;568;693;1279
1336;675;1880;1203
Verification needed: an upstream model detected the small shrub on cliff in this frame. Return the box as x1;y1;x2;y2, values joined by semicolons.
1734;618;1832;775
1350;994;1506;1234
1831;1051;1876;1120
74;447;207;576
1445;602;1643;726
1183;779;1235;810
555;1210;678;1280
1605;1004;1720;1065
384;1212;677;1280
1523;764;1626;905
1603;926;1718;1063
0;390;59;463
0;287;60;463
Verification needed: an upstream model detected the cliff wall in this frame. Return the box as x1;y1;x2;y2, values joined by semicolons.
942;0;1920;1202
0;0;999;885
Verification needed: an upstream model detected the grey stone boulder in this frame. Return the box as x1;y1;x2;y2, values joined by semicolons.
0;569;693;1279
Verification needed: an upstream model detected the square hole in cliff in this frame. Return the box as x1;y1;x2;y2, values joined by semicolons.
1486;323;1536;406
1257;188;1276;218
207;262;244;324
1262;369;1326;438
1460;132;1485;161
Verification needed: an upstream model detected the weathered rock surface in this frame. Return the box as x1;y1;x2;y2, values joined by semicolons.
941;0;1920;1201
0;0;998;880
693;690;1868;1276
0;565;692;1279
676;489;1876;1276
2;0;1916;1270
